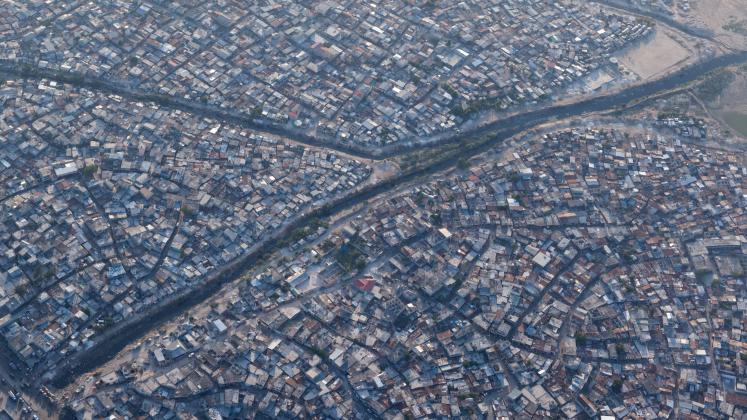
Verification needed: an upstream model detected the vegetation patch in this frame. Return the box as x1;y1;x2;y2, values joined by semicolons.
695;70;735;102
309;346;329;359
722;111;747;137
82;163;98;178
279;217;328;247
723;19;747;36
611;378;623;393
335;243;366;272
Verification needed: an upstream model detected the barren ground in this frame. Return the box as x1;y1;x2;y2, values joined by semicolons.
618;29;693;80
688;0;747;50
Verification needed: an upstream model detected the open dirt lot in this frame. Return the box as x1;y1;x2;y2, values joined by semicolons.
618;29;693;80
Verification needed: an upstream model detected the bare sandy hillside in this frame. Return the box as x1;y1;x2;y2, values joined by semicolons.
689;0;747;50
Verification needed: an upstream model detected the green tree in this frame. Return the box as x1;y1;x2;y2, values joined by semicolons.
82;164;98;178
615;343;626;357
180;206;196;218
14;284;28;296
611;378;623;393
